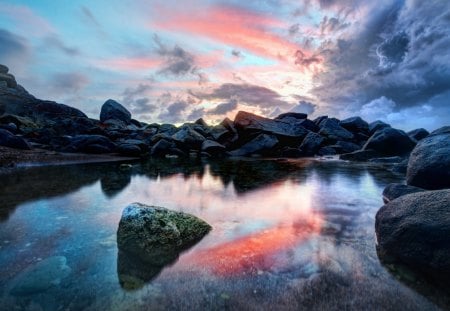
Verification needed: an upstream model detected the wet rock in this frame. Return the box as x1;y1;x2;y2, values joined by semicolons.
230;134;278;156
335;141;360;154
194;118;208;127
382;183;425;203
368;156;405;164
234;111;308;138
368;120;390;135
275;112;307;121
10;256;71;296
201;140;226;156
318;118;354;142
299;132;324;156
375;190;450;278
407;128;429;142
172;126;206;149
339;116;369;134
117;144;142;157
406;127;450;190
150;139;176;157
339;150;380;162
117;203;211;267
363;128;416;156
0;129;31;150
318;146;337;156
100;99;131;123
62;134;116;153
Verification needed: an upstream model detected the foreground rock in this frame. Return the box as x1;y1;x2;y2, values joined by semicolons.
375;190;450;278
0;129;30;150
382;183;425;203
406;127;450;190
363;127;416;156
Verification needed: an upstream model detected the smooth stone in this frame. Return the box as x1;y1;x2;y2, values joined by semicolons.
368;120;391;135
230;133;278;156
318;118;354;141
363;127;416;156
339;116;369;133
100;99;131;123
339;149;380;162
0;128;31;150
382;183;425;203
407;128;429;142
299;132;324;156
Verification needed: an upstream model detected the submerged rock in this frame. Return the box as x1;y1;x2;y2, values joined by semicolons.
406;127;450;190
10;256;71;296
382;183;425;203
117;203;211;267
375;190;450;278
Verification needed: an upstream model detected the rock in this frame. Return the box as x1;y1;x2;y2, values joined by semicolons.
117;203;211;266
62;135;116;154
0;64;8;74
10;256;71;296
299;132;324;156
234;111;308;138
275;112;307;121
297;119;320;132
117;144;142;157
382;183;425;203
318;146;337;156
339;116;369;133
375;190;450;278
406;127;450;190
368;120;390;135
363;127;416;156
313;115;328;126
339;149;380;162
194;118;208;127
335;141;360;154
230;134;278;156
0;129;31;150
172;126;206;149
150;139;182;157
0;72;17;88
318;118;354;142
0;122;17;133
407;128;429;142
158;123;178;135
33;100;87;120
100;99;131;123
201;140;226;156
279;147;303;158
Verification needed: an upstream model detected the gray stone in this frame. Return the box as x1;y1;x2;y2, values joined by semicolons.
275;112;307;120
0;129;31;150
100;99;131;123
0;64;8;74
406;127;450;190
339;116;369;133
369;120;391;135
382;183;425;203
407;128;429;142
363;127;416;156
172;126;206;149
230;134;278;156
339;150;380;162
201;140;226;156
299;132;324;156
318;118;354;141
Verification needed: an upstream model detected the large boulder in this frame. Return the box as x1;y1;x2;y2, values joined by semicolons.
201;140;227;156
382;183;425;203
340;150;380;162
100;99;131;123
299;132;324;156
234;111;308;139
274;112;307;121
407;128;429;142
375;190;450;278
117;203;211;266
318;118;354;142
230;133;278;156
62;135;116;154
406;126;450;190
363;127;416;156
172;126;206;150
0;129;31;150
339;116;369;133
368;120;390;135
0;64;8;74
0;72;17;88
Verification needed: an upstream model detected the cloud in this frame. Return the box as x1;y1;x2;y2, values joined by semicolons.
80;6;108;38
51;72;89;92
43;35;80;56
231;49;242;58
187;107;205;121
290;100;317;115
0;29;30;67
192;83;292;109
158;100;189;123
294;50;322;68
154;35;197;76
121;84;156;116
207;99;238;115
360;96;396;121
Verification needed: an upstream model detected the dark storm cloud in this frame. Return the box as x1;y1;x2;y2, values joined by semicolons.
187;107;205;121
192;83;292;109
158;100;189;123
295;50;321;68
154;35;197;76
0;29;30;61
207;99;238;115
290;100;317;115
51;72;89;92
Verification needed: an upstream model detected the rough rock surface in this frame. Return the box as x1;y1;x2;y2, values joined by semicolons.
382;183;425;203
230;134;278;156
363;128;416;156
100;99;131;123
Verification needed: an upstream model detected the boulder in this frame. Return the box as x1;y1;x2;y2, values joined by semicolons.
0;72;17;88
335;141;360;154
339;116;369;133
299;132;324;156
230;134;278;156
313;115;328;125
375;190;450;278
194;118;208;127
382;183;425;203
100;99;131;123
150;139;184;157
0;129;31;150
368;156;405;164
318;118;354;142
318;146;337;156
172;126;206;149
32;100;87;120
0;64;8;74
406;127;450;190
297;119;320;132
363;128;416;156
201;140;227;156
279;147;303;158
117;203;211;266
407;128;429;142
62;135;116;154
117;144;142;157
234;111;308;138
275;112;307;121
368;120;390;135
158;123;178;135
339;150;380;162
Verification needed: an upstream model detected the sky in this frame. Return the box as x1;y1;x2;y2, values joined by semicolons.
0;0;449;130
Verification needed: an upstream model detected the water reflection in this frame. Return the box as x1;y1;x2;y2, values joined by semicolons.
0;158;445;310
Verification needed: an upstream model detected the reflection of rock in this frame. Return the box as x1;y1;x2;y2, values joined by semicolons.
382;183;425;203
100;170;131;197
117;203;211;289
10;256;71;296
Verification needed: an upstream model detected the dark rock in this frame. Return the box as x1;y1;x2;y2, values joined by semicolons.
363;128;416;156
0;129;31;150
313;115;328;125
0;122;17;133
299;132;324;156
275;112;307;120
158;124;178;135
375;190;450;278
201;140;226;156
298;119;320;132
340;149;380;162
172;126;206;149
0;72;17;88
117;203;211;267
318;146;337;156
318;118;354;142
407;128;429;142
368;156;405;164
194;118;208;127
234;111;308;139
150;139;176;157
406;127;450;190
279;147;303;158
117;144;142;157
382;183;425;203
339;116;369;133
62;135;116;154
369;120;390;135
100;99;131;123
230;134;278;156
0;64;8;74
335;141;360;153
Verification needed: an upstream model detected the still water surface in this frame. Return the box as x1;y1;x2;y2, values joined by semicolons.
0;158;446;310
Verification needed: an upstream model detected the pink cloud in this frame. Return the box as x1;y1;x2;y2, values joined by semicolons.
95;57;162;71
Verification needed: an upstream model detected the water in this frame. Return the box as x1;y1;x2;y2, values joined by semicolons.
0;158;447;310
